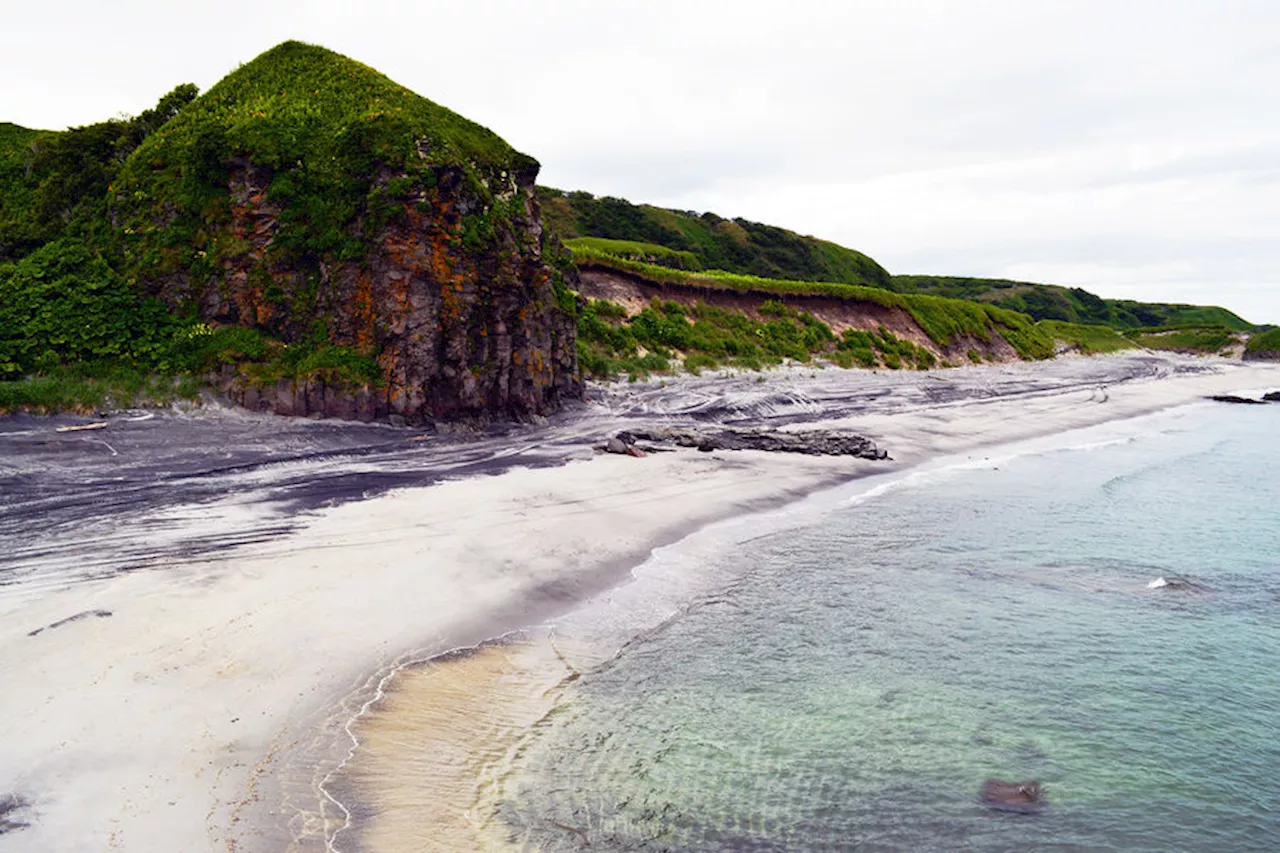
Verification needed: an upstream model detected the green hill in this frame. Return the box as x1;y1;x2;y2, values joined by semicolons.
113;41;530;289
539;187;891;289
541;190;1255;332
568;251;1069;378
888;275;1254;331
1245;328;1280;360
2;42;579;419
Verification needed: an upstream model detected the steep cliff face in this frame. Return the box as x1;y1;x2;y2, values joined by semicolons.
111;41;578;423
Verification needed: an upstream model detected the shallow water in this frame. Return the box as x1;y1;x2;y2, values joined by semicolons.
495;402;1280;852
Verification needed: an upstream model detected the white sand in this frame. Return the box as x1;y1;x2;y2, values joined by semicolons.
0;358;1276;852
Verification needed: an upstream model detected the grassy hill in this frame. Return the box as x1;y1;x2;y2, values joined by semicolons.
539;187;891;289
889;275;1255;331
539;189;1255;333
568;251;1083;378
1245;328;1280;360
113;41;530;287
559;238;1280;379
2;42;579;417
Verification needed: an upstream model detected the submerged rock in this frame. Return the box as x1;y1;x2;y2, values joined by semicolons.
979;779;1045;813
1147;576;1209;592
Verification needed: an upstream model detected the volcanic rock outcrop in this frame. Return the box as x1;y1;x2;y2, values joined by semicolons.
111;41;579;423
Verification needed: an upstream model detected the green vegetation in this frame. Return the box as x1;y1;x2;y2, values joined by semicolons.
577;298;838;379
0;238;378;410
1245;328;1280;357
113;40;530;285
0;240;185;378
563;236;701;270
1127;325;1237;354
890;275;1255;331
1038;320;1137;354
0;86;200;261
176;323;382;387
0;123;44;259
540;187;890;288
0;365;202;414
575;294;961;381
0;240;379;413
572;250;1055;361
540;188;1257;335
832;327;937;370
0;42;512;412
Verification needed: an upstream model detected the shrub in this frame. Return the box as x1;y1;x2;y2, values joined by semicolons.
0;239;187;378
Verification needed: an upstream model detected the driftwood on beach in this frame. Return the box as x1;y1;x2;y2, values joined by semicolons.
54;422;109;433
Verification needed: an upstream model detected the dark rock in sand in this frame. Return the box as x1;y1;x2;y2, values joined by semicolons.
1263;391;1280;402
1207;395;1266;405
0;795;30;834
615;426;888;460
980;779;1045;813
28;609;113;637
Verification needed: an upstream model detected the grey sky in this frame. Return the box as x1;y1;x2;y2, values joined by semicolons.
4;0;1278;322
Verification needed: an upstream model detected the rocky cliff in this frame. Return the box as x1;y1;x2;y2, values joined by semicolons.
110;41;579;423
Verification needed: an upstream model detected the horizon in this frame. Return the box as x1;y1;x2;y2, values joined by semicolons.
4;0;1277;324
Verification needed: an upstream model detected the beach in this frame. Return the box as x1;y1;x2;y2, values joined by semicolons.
1;354;1277;852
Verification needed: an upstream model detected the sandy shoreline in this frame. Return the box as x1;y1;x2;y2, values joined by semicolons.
0;355;1277;852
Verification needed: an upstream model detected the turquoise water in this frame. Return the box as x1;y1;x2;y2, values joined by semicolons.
499;403;1280;851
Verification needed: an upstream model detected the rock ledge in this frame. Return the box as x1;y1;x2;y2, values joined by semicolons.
612;427;888;459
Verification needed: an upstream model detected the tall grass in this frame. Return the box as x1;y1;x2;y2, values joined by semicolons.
1038;320;1137;354
571;249;1055;360
1127;325;1236;354
0;364;202;414
1246;328;1280;356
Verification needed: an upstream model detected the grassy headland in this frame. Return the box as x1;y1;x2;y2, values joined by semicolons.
0;42;546;415
890;275;1255;331
541;186;891;288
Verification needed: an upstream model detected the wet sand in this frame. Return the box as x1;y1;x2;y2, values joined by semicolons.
0;354;1277;852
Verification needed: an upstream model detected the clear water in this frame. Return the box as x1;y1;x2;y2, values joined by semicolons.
497;403;1280;852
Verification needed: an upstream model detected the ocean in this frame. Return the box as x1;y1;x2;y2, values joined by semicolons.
487;400;1280;852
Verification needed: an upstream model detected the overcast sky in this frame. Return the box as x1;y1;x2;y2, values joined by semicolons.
4;0;1278;322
